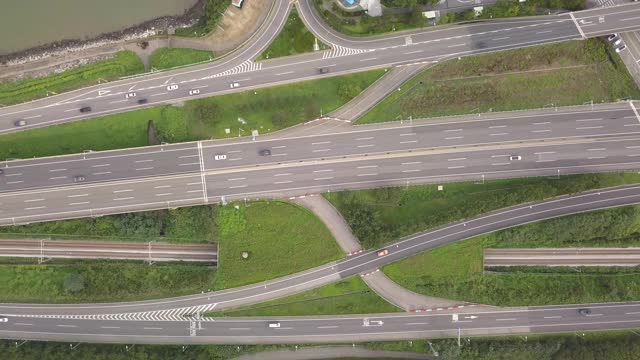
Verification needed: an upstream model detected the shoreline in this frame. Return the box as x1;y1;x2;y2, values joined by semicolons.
0;0;206;66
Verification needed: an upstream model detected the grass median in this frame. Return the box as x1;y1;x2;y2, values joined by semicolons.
148;48;214;70
325;173;640;249
210;276;399;317
0;69;385;160
0;51;144;106
358;39;640;123
257;8;328;60
384;205;640;306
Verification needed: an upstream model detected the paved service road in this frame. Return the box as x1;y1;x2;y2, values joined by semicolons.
0;239;217;263
484;248;640;267
2;102;640;225
4;185;640;343
1;4;639;133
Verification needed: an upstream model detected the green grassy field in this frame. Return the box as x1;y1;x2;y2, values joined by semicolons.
0;205;217;243
211;277;399;317
214;201;342;289
257;9;328;60
325;173;640;249
0;69;385;160
358;39;640;123
0;261;214;303
384;205;640;306
0;51;144;106
148;48;213;70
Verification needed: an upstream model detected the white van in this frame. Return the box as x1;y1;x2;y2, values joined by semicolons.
268;321;281;328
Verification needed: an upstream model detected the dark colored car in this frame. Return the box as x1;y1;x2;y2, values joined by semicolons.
14;119;27;127
259;149;272;156
0;169;4;175
79;106;92;113
72;175;86;183
137;98;148;104
578;308;591;316
319;67;329;74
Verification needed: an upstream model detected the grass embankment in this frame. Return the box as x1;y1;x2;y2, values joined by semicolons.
384;205;640;306
214;201;342;289
0;51;144;106
0;69;385;160
0;201;342;302
326;173;640;249
257;9;328;60
358;39;640;123
211;277;399;317
175;0;229;37
438;0;585;24
148;48;213;70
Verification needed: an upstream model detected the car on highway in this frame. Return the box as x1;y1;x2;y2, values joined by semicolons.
0;317;7;322
229;82;240;89
509;155;522;161
214;154;227;160
14;119;27;127
613;38;623;46
268;321;281;328
319;67;330;74
578;308;592;316
137;98;148;104
189;89;201;95
79;106;92;113
608;33;618;42
377;249;389;257
167;84;179;91
125;92;137;99
0;169;4;175
616;45;627;53
73;175;86;183
258;149;271;156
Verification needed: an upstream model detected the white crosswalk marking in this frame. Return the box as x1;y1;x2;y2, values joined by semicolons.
596;0;615;7
322;45;373;59
13;303;220;322
210;60;262;78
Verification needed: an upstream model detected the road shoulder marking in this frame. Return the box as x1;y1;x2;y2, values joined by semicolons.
630;101;640;123
197;141;208;204
569;13;586;39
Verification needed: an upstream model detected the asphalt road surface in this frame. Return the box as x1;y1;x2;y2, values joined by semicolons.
1;4;640;133
2;102;640;225
4;185;640;343
484;247;640;267
0;239;217;263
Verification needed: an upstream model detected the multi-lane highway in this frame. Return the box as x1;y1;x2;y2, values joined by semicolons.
4;184;640;343
484;247;640;267
2;102;640;225
1;3;640;133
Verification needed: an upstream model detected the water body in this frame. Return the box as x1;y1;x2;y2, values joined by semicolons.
0;0;199;55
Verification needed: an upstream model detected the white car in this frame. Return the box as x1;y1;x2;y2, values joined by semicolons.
613;39;622;46
125;92;137;99
509;155;522;161
0;317;7;322
608;33;618;42
167;84;179;91
189;89;201;95
214;154;227;160
268;321;281;328
616;45;627;53
229;82;240;89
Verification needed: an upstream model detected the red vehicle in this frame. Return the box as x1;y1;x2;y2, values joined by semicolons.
377;249;389;257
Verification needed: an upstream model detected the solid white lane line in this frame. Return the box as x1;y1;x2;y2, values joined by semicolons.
154;185;171;189
356;137;374;141
187;182;201;186
313;149;331;153
228;150;242;153
25;206;46;210
312;141;331;145
400;140;418;144
357;144;374;148
533;122;551;125
179;155;199;158
536;30;552;34
14;323;33;326
314;177;334;180
404;50;423;55
406;322;429;325
69;202;90;206
313;169;333;173
445;136;464;140
357;165;378;169
317;325;339;329
544;316;562;319
228;178;247;181
492;163;510;166
576;126;603;130
359;57;378;62
49;168;67;172
275;181;293;184
626;312;640;315
444;129;462;132
113;197;134;201
358;173;378;176
272;145;287;149
496;318;517;321
56;325;77;328
24;198;44;202
576;118;603;122
23;115;42;119
489;125;506;129
271;153;288;157
448;158;467;161
135;167;154;171
7;180;24;184
67;194;88;198
402;161;421;165
492;37;510;41
587;156;606;159
144;327;163;330
229;185;247;189
402;169;420;173
274;173;292;177
113;189;133;193
448;166;465;169
63;108;79;112
400;133;416;136
532;130;551;133
187;189;203;193
490;133;509;136
135;159;154;163
275;71;294;76
101;326;121;329
49;176;67;180
180;162;200;166
155;193;173;196
5;173;22;177
91;164;110;167
586;148;606;151
535;151;556;155
448;43;465;48
92;171;112;175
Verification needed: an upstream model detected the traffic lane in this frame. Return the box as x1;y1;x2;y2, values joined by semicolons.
0;144;201;193
577;4;640;36
0;174;206;226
